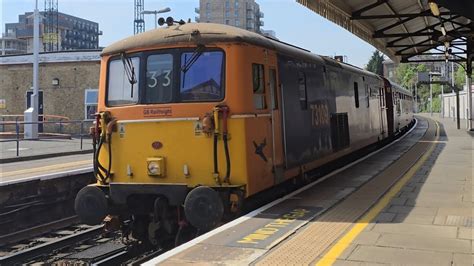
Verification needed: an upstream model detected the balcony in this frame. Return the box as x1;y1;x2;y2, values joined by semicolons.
246;11;255;20
195;16;200;23
259;11;264;18
195;7;200;14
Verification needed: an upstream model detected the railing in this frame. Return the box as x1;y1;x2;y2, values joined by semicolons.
0;119;94;157
1;114;71;133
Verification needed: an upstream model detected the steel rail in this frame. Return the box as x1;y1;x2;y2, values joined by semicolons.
0;225;103;265
0;216;79;247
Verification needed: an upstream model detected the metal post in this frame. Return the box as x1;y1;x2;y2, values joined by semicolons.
429;74;433;116
24;0;40;139
16;121;20;157
80;120;84;150
415;83;418;113
467;46;473;131
456;89;460;129
32;0;39;127
468;73;472;130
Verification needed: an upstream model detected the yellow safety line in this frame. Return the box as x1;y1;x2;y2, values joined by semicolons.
315;121;439;266
0;159;92;177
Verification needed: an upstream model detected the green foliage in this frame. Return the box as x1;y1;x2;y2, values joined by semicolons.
365;50;384;75
394;63;427;87
454;64;466;89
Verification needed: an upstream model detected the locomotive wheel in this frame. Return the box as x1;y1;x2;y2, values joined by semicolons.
74;185;107;225
184;186;224;232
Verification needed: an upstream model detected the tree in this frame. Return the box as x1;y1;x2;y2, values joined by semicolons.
394;63;431;112
365;50;384;75
395;63;427;87
454;64;466;89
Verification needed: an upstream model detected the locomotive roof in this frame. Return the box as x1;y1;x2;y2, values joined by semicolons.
102;23;381;80
102;23;311;58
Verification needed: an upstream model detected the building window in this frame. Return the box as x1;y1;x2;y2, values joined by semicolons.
298;71;307;110
225;19;230;24
252;63;266;110
354;82;359;108
235;19;240;27
206;2;210;10
225;10;230;18
235;0;239;8
235;8;239;17
225;0;230;9
85;89;98;120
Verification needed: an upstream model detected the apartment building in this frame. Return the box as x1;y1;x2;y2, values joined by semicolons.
196;0;264;33
5;12;101;53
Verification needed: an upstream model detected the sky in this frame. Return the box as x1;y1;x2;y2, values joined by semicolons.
1;0;378;68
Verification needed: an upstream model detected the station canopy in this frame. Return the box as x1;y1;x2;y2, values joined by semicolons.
296;0;474;64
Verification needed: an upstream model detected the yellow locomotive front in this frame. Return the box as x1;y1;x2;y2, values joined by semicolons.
75;23;281;243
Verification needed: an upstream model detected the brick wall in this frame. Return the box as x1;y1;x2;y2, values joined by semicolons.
0;61;99;119
0;53;100;134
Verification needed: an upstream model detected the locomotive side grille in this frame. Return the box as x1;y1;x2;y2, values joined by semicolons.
330;113;350;151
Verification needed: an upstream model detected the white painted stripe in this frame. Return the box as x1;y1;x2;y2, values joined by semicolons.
0;167;93;186
143;119;418;265
119;117;200;124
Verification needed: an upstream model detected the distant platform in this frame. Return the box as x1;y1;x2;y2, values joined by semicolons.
0;154;92;185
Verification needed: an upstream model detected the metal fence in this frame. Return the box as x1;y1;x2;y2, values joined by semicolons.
0;118;94;157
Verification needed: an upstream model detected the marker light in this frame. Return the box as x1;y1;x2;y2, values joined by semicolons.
148;161;160;175
147;157;165;177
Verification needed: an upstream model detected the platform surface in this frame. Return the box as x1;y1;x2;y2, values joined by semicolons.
145;115;472;266
0;138;92;162
0;153;92;185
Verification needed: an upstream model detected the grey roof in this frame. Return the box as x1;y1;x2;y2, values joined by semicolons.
102;23;318;60
296;0;473;63
102;23;381;79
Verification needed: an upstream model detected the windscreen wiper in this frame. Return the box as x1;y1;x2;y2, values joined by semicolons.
121;52;137;98
181;45;205;74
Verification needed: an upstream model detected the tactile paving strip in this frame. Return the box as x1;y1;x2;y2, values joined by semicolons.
254;119;436;265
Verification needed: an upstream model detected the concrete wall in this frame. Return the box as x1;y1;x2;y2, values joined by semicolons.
442;87;473;120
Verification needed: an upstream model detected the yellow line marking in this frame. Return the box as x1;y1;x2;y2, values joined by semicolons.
0;160;92;177
315;121;439;266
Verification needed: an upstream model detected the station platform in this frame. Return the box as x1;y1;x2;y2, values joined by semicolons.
0;154;92;185
144;115;472;266
0;138;92;164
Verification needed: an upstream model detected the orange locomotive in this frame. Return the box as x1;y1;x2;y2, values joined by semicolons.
75;22;414;244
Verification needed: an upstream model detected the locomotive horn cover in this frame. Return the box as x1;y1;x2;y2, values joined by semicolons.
184;186;224;231
75;185;108;225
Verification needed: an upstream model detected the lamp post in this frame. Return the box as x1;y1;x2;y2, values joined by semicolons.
24;0;40;139
142;7;171;29
429;72;441;116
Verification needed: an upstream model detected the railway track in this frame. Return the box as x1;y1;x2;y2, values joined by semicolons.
0;222;164;265
0;224;103;264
